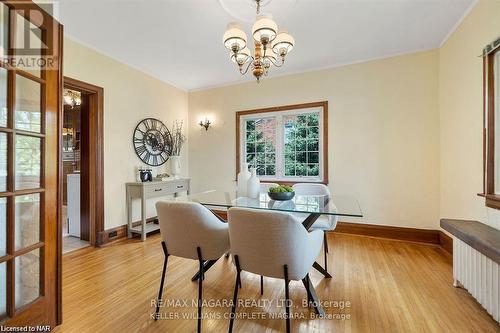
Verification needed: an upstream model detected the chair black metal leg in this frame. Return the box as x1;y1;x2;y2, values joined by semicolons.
260;275;264;296
324;232;329;253
196;247;204;333
284;264;290;333
228;255;241;333
155;242;169;321
323;232;328;273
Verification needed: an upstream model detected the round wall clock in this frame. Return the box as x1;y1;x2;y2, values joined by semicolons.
133;118;172;166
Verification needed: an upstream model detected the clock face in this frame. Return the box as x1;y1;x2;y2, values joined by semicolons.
133;118;172;166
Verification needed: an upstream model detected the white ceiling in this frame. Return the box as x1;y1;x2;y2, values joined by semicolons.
56;0;476;91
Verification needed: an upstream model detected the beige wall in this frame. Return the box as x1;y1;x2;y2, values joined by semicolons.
64;37;189;230
188;50;441;229
439;0;500;230
63;0;499;232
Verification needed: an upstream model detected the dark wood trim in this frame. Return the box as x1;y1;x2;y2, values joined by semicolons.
79;93;90;241
485;194;500;209
482;56;487;195
0;188;45;198
96;218;161;246
484;46;500;207
211;209;452;253
235;101;329;184
15;69;45;84
97;225;128;246
486;49;496;195
438;231;453;255
62;77;104;246
441;219;500;264
333;221;440;244
56;24;64;326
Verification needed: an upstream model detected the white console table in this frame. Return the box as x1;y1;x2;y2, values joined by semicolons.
126;178;190;241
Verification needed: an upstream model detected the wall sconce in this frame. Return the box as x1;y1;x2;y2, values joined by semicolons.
199;117;211;131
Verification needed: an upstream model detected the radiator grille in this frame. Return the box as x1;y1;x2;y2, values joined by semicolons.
453;238;499;322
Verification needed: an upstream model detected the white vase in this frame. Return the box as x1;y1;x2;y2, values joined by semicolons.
237;163;251;196
247;168;260;199
170;156;181;179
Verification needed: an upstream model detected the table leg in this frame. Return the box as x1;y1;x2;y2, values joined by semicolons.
126;187;132;239
141;195;147;242
302;275;325;316
191;259;219;281
302;213;320;229
301;213;332;278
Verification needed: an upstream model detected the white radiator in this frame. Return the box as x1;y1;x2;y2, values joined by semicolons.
453;238;499;322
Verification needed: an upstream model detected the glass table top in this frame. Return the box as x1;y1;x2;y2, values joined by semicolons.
172;190;363;217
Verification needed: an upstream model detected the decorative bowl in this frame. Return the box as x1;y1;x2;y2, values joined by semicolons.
268;191;295;201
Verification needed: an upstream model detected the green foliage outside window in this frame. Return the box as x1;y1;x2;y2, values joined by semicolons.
284;113;320;177
244;112;320;178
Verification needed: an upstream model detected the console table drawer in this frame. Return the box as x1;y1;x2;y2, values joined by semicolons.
145;184;172;197
172;182;188;192
143;180;190;198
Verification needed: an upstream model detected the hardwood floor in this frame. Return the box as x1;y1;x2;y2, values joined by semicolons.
54;233;498;333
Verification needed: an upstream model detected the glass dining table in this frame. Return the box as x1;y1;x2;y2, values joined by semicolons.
167;190;363;315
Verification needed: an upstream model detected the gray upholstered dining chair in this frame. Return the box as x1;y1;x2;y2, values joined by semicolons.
292;183;337;274
154;201;230;333
227;207;323;333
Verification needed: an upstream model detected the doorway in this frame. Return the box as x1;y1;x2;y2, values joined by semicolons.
62;88;87;252
61;77;103;252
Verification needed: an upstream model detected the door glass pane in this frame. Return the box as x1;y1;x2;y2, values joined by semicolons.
0;132;6;191
15;75;41;133
0;68;6;127
0;262;6;317
0;197;5;256
0;2;7;57
15;135;40;190
15;248;40;309
15;193;40;250
15;13;41;78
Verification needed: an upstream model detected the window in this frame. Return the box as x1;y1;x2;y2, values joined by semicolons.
236;102;328;183
482;39;500;208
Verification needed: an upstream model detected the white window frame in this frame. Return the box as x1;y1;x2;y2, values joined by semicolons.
239;105;326;183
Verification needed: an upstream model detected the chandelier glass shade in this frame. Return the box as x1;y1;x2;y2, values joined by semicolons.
222;0;294;82
223;23;247;51
252;14;278;45
272;30;295;56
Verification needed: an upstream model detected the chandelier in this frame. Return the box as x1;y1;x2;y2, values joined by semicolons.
63;89;81;108
222;0;295;82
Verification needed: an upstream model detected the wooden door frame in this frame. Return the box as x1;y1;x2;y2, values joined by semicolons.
58;78;104;324
60;77;104;247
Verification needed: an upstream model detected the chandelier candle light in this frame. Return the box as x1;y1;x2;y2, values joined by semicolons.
222;0;295;82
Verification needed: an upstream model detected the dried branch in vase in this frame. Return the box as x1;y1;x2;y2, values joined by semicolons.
171;120;186;156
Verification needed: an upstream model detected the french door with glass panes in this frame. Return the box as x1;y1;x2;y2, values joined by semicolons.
0;0;62;327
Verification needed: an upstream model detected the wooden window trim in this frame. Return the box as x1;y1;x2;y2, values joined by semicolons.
482;46;500;208
235;101;329;185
